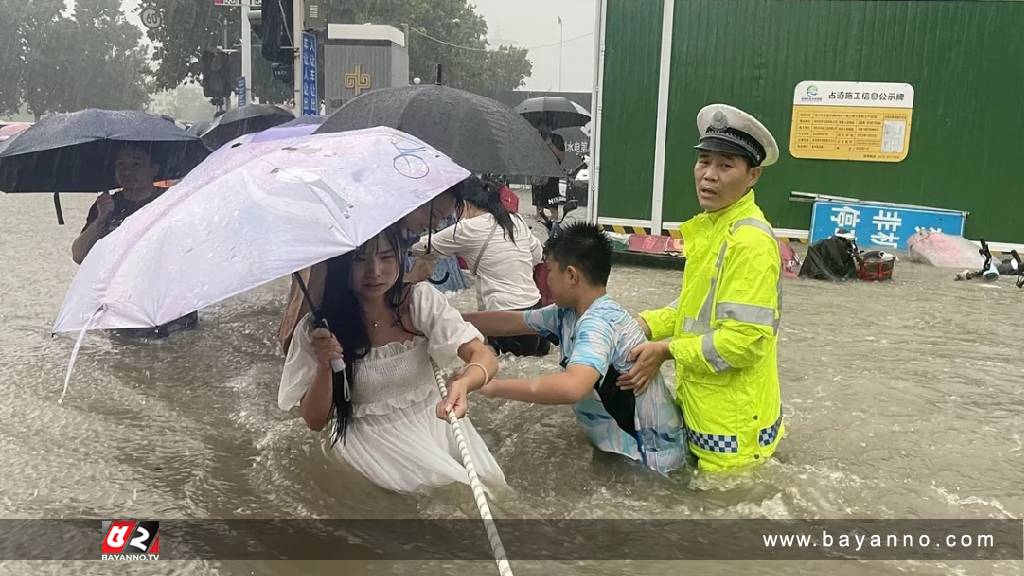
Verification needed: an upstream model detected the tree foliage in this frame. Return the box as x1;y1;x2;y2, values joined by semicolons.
147;84;218;123
71;0;151;111
0;0;150;119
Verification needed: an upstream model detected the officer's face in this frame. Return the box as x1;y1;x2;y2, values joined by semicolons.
693;152;762;212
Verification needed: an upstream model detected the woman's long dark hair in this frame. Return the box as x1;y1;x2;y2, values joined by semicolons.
319;226;411;445
455;176;518;243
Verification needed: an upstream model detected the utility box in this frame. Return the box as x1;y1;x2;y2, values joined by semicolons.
324;24;409;113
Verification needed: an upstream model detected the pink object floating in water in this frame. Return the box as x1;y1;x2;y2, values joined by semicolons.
906;229;983;269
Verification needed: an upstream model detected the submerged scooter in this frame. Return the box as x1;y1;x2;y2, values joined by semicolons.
954;239;1000;281
539;197;580;240
1008;250;1023;289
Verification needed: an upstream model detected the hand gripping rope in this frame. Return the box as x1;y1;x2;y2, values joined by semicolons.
431;362;513;576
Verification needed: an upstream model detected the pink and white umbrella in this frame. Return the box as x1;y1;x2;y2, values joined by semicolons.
55;127;468;333
0;122;31;141
53;127;469;401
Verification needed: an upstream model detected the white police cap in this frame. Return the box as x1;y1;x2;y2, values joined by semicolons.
695;104;779;167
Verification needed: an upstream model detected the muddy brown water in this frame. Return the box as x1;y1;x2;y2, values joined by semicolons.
1;192;1020;575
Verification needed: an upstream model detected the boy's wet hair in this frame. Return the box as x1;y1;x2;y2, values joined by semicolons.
544;222;613;287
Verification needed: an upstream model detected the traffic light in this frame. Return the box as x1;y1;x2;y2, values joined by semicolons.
259;0;294;64
201;49;231;98
246;8;264;40
201;49;242;98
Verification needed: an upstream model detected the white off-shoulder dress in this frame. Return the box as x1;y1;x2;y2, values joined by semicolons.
278;283;506;493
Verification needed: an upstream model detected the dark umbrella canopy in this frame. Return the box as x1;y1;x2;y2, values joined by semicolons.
186;119;212;137
317;85;563;178
515;96;591;130
200;104;294;150
278;115;325;128
0;109;210;193
555;125;590;172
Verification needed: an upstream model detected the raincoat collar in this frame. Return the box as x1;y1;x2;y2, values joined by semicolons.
706;189;757;224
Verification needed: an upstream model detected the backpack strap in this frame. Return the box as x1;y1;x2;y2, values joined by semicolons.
473;220;500;310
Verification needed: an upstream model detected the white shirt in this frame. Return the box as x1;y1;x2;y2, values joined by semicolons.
278;283;484;412
420;213;543;311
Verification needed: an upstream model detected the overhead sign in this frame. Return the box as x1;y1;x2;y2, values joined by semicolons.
301;32;318;116
790;81;914;163
139;7;161;29
809;200;966;250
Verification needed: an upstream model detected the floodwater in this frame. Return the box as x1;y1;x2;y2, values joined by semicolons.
0;192;1021;575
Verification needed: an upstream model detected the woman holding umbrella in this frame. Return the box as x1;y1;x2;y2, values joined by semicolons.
414;176;549;357
279;226;505;494
278;183;464;354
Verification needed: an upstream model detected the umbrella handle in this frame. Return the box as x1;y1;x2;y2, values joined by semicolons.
292;271;323;325
427;271;451;285
53;193;65;225
292;272;345;374
422;208;450;286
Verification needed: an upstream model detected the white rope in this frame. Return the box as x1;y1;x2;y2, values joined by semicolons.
59;305;106;405
431;363;513;576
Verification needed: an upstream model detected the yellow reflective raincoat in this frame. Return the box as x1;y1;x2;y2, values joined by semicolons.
640;191;783;472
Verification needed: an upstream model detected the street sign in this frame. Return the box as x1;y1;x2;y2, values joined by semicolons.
213;0;261;7
809;200;967;251
140;7;161;29
305;2;327;31
301;32;318;116
236;76;247;107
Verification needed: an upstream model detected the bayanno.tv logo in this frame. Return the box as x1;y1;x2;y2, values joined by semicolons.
101;520;160;560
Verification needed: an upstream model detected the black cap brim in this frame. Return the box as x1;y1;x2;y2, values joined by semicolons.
694;135;760;166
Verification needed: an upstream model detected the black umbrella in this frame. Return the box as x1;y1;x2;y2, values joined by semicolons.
0;109;209;194
186;119;212;137
316;85;563;178
555;126;590;172
278;115;325;128
514;96;591;130
200;104;294;150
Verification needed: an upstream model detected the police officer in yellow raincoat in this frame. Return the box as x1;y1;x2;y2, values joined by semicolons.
618;104;784;472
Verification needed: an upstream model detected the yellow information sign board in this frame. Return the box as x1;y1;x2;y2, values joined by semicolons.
790;81;914;163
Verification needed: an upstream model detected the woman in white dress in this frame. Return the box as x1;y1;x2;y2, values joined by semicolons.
278;226;505;493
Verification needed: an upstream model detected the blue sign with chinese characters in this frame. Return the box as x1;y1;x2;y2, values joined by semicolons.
301;32;317;116
809;201;967;250
236;76;246;107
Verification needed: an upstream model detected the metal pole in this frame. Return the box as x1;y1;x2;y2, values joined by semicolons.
558;17;563;91
588;0;608;225
293;0;303;113
649;0;676;236
241;0;252;104
223;15;232;110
